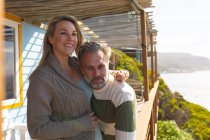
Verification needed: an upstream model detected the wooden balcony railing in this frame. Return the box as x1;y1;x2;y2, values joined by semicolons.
136;80;159;140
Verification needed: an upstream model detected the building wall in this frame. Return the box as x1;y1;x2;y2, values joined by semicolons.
5;22;45;132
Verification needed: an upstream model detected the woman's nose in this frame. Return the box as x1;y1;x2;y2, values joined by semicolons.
67;34;73;40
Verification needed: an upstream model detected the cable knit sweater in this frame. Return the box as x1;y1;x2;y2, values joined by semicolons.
27;53;95;140
91;75;137;140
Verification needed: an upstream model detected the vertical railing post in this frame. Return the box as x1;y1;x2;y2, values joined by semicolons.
112;52;116;70
149;109;155;140
154;46;158;81
150;33;154;87
140;10;149;101
154;91;158;123
0;0;5;138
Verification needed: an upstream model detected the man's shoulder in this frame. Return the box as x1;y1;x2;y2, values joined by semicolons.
112;80;135;94
108;80;136;106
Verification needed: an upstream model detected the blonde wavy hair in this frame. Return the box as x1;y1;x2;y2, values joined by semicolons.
38;15;83;67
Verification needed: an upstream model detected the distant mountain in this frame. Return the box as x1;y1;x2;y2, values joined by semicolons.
157;52;210;73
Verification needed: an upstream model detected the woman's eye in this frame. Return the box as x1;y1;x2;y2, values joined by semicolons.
72;32;77;36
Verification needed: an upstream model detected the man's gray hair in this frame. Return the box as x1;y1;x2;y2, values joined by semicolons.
78;41;112;62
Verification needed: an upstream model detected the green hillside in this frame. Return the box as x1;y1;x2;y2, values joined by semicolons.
112;49;210;140
158;78;210;140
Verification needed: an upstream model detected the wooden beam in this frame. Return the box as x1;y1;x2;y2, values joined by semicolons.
0;0;5;138
5;12;22;22
140;10;149;101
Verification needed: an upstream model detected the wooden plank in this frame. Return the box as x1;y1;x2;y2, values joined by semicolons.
5;0;130;21
136;81;159;140
81;12;141;50
0;0;5;138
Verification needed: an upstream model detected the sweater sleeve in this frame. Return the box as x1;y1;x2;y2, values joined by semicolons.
27;70;93;139
114;96;136;140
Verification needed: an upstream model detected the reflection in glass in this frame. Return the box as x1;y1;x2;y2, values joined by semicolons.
4;25;15;99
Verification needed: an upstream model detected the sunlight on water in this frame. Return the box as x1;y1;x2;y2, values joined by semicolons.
161;71;210;111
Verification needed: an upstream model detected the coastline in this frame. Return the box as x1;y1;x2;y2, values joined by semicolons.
160;70;210;111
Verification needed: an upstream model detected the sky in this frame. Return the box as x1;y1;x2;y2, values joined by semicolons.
151;0;210;58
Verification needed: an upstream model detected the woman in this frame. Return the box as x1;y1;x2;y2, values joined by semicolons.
27;15;99;140
27;15;128;140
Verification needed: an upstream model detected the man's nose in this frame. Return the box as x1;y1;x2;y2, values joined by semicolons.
93;70;100;77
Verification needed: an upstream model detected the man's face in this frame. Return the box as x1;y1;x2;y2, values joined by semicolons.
80;50;109;90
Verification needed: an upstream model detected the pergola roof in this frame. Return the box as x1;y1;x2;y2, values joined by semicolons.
5;0;156;50
82;12;142;49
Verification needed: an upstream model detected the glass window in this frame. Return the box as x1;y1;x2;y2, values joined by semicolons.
2;14;23;109
4;25;16;99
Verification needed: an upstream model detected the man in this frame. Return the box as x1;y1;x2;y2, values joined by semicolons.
78;41;137;140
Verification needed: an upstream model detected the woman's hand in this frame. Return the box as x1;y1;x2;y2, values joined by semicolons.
111;70;129;82
88;112;98;131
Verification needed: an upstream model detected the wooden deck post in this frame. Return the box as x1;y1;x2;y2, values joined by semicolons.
140;10;149;101
150;33;154;87
149;110;155;140
154;46;158;80
154;90;158;123
0;0;5;138
111;52;116;70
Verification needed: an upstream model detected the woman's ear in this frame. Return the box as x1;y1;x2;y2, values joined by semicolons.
48;36;53;45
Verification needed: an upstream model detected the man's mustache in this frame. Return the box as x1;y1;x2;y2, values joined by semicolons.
91;76;104;81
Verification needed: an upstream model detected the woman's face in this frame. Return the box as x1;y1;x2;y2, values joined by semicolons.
49;20;78;57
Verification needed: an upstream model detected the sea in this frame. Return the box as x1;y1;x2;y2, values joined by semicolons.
160;70;210;111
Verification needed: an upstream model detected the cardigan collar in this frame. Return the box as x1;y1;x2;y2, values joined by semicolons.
46;52;81;89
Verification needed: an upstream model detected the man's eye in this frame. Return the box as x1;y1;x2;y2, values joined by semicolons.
87;67;93;71
99;65;105;69
60;32;67;35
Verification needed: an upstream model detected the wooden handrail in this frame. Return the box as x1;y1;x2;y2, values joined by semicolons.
136;80;159;140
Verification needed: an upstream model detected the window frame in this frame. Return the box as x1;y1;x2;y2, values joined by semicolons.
2;13;23;109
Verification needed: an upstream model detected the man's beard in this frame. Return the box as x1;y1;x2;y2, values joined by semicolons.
85;76;107;90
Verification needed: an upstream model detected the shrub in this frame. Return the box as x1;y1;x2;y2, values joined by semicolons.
111;49;143;82
157;121;193;140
